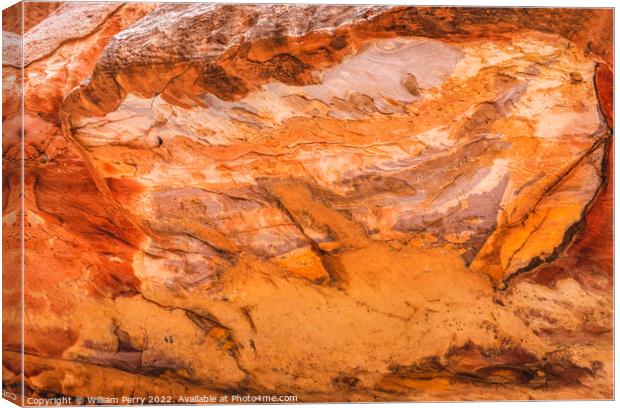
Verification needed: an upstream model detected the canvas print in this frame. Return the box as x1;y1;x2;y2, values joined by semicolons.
2;2;614;405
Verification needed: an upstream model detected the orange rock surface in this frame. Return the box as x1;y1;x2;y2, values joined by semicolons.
2;3;614;403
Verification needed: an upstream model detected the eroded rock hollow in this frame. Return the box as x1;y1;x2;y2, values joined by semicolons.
2;2;614;402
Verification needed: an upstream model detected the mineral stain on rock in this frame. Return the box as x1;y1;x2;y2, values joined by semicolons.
2;2;614;403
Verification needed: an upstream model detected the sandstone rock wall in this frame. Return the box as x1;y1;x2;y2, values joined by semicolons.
2;2;614;402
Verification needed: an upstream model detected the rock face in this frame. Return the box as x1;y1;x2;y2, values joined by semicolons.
2;3;614;403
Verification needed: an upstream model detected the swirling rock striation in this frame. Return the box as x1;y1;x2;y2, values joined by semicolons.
2;3;614;402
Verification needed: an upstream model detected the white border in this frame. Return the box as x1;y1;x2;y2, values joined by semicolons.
0;1;617;408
